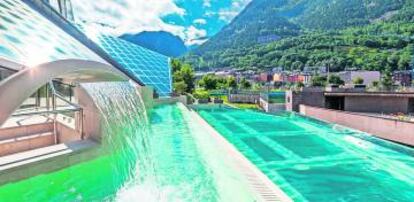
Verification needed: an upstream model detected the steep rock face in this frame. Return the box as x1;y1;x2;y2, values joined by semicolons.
121;31;187;57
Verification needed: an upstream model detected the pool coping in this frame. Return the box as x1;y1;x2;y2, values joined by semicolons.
183;104;292;202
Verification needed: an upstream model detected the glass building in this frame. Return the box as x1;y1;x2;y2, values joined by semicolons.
90;34;172;97
0;0;172;97
0;0;104;66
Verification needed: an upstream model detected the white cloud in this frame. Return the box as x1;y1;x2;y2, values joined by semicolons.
203;0;211;8
193;18;207;25
71;0;252;45
218;0;251;22
184;26;207;45
72;0;186;39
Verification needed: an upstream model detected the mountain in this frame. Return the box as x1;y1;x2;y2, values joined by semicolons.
186;0;414;72
120;31;187;57
196;0;408;54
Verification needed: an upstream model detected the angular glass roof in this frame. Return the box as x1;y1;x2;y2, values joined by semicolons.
0;0;104;66
91;34;172;97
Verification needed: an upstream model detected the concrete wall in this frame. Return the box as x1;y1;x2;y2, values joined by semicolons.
154;96;187;106
408;98;414;113
300;105;414;146
75;85;102;142
259;98;285;113
286;89;325;112
344;96;410;113
135;85;154;110
0;122;53;139
229;94;260;104
0;123;54;156
0;121;82;156
56;122;81;143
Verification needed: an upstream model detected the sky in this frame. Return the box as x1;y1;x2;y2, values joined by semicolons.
71;0;251;46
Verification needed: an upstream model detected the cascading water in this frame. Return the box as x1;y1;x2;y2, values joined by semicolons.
0;81;256;202
81;82;158;196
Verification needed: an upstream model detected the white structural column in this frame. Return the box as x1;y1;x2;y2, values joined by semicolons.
0;59;127;126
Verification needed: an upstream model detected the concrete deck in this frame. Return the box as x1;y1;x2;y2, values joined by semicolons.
184;104;292;202
0;140;99;185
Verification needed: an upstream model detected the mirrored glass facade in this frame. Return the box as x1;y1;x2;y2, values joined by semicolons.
0;0;104;66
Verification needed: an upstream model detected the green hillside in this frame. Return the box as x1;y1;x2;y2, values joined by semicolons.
185;0;414;72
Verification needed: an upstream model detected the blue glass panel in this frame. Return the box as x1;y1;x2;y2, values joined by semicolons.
93;34;172;97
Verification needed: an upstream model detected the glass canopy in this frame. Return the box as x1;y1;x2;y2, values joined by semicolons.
0;0;104;66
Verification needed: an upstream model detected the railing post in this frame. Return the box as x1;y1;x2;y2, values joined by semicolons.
53;113;58;144
80;109;84;140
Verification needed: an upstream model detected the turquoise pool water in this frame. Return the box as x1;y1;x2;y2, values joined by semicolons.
196;105;414;202
0;97;253;201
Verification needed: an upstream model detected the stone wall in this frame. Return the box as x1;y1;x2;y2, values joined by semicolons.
300;105;414;146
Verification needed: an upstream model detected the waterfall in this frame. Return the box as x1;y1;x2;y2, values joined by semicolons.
81;81;159;200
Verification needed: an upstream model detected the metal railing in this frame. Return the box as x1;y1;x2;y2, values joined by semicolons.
11;80;84;142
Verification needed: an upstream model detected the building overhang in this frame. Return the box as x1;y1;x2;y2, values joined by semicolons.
324;92;414;98
0;59;131;126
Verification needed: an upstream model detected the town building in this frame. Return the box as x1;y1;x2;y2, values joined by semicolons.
259;72;273;82
337;71;380;85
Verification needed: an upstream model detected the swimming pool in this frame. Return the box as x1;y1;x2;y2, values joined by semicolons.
195;105;414;202
0;103;255;201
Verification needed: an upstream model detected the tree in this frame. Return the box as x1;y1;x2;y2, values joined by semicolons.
180;64;195;93
171;60;195;94
311;75;327;87
226;76;238;89
381;67;393;89
327;75;344;85
171;59;182;73
173;81;187;94
240;78;252;89
352;77;364;85
198;74;218;90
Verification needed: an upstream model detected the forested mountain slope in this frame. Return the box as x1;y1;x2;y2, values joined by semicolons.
186;0;414;72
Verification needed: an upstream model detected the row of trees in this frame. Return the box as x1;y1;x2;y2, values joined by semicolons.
197;74;252;90
171;59;255;95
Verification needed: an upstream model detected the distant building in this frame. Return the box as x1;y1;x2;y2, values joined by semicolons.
337;71;380;85
298;73;312;84
273;72;285;82
393;71;412;86
259;72;273;82
273;72;312;84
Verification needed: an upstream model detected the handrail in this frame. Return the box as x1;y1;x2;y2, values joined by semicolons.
11;81;85;141
12;107;80;117
49;80;81;109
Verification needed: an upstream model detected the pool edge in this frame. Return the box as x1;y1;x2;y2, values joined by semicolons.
180;103;293;202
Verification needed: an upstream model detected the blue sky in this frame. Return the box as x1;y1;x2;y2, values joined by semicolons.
72;0;250;45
